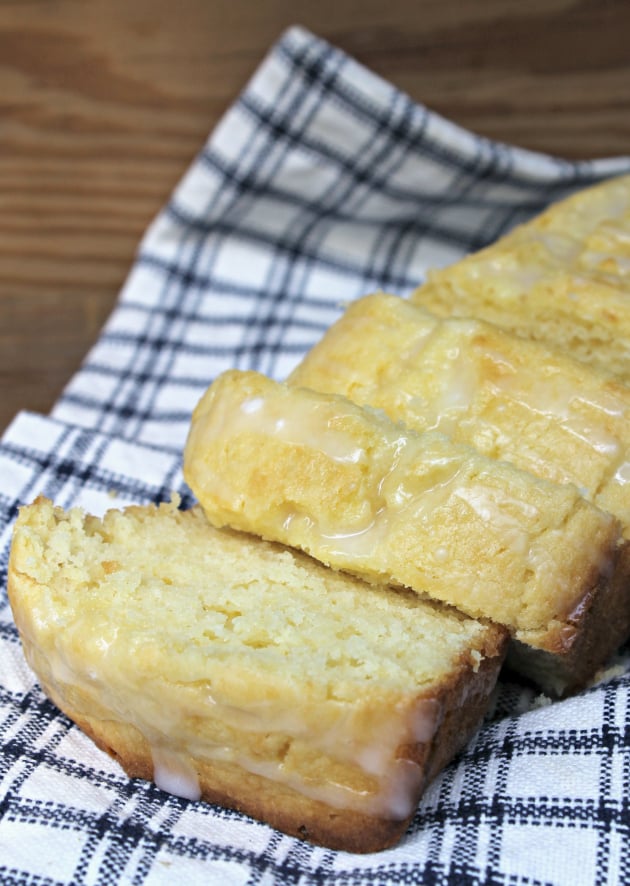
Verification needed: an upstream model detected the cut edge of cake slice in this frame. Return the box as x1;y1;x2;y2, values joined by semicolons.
8;496;507;853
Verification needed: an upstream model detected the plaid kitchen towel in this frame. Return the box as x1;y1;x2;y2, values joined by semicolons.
1;24;630;886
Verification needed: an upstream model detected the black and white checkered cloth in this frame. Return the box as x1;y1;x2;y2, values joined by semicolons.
1;26;629;885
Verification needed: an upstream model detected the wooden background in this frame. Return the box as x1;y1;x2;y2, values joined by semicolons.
2;0;630;435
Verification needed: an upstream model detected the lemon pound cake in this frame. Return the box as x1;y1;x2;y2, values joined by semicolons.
8;497;508;854
410;174;630;381
183;370;630;696
288;292;630;537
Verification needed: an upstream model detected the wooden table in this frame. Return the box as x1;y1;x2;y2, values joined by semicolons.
2;0;629;435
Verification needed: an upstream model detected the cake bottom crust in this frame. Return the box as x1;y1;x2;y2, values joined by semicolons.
38;650;504;854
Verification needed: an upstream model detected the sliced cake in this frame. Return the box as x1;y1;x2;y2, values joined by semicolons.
8;496;507;853
288;292;630;538
410;174;630;381
183;369;630;696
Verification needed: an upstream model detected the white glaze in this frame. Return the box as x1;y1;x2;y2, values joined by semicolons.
204;745;425;820
319;512;389;559
237;393;368;465
39;628;445;820
614;461;630;486
151;746;202;801
453;485;535;556
177;694;442;819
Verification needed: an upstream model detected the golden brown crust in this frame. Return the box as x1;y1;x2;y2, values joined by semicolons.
76;714;412;853
421;636;506;782
41;631;506;855
506;540;630;696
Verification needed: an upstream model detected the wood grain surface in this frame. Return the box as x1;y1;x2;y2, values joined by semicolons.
2;0;630;434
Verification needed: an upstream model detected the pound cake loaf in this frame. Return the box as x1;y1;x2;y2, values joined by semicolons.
8;496;507;854
289;292;630;537
410;174;630;381
183;369;630;696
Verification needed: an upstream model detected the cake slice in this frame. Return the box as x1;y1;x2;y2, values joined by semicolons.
183;370;630;696
8;496;507;854
288;292;630;538
410;174;630;381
